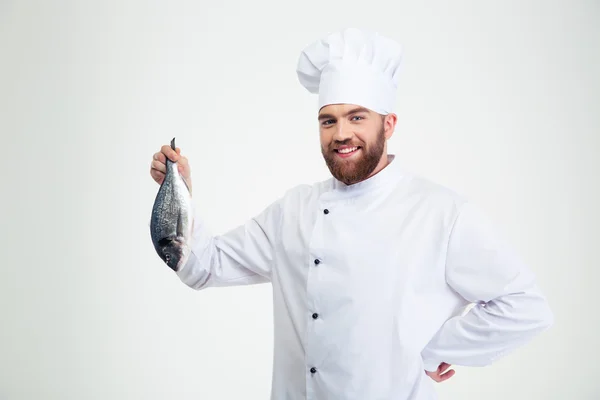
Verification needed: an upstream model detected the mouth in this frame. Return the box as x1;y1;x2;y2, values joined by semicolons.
334;146;361;158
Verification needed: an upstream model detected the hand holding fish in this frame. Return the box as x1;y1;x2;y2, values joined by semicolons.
150;138;194;272
150;142;192;196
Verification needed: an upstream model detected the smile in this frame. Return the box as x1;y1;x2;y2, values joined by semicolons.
334;146;361;158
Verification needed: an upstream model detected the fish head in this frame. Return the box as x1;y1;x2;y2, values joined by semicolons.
157;237;188;272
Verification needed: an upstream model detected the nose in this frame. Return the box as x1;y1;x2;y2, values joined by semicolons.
332;120;353;142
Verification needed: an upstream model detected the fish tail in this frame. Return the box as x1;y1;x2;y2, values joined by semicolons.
170;137;176;151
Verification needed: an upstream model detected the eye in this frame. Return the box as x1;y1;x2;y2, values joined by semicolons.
321;119;334;126
351;115;364;121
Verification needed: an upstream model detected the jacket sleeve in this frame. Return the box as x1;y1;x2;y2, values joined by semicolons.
420;200;554;372
174;197;283;290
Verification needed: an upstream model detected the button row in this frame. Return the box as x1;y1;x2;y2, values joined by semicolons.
309;208;328;378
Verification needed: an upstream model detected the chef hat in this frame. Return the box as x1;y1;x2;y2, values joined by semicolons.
296;28;403;115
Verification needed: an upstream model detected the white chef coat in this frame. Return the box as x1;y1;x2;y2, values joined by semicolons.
175;154;554;400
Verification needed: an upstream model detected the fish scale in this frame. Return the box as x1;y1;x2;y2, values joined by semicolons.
150;137;193;272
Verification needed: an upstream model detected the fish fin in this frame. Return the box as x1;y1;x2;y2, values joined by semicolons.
171;137;176;151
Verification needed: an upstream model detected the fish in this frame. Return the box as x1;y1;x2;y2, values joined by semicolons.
150;137;193;272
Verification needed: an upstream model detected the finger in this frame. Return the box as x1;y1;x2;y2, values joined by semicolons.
153;152;166;164
177;157;189;170
441;368;455;376
177;158;189;169
150;167;164;177
439;369;455;382
150;168;165;183
160;144;179;161
177;163;190;176
161;144;179;162
151;159;166;174
438;363;451;374
177;155;188;165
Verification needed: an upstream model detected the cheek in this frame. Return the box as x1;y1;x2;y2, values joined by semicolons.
352;125;372;143
355;126;381;145
354;133;370;145
319;132;331;148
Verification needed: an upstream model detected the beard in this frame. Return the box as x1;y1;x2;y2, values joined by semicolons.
321;124;386;186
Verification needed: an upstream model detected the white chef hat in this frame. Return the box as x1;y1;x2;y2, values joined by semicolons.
296;28;403;115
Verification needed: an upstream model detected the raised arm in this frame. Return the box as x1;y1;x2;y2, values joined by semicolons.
421;200;554;372
175;197;282;290
150;141;281;291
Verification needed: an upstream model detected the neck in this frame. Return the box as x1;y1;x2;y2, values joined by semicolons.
328;153;401;198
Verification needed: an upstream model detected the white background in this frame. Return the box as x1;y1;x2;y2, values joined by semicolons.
1;1;598;399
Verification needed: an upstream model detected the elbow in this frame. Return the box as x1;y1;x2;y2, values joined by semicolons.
532;285;554;331
517;284;555;332
537;300;554;331
503;289;554;335
175;251;214;290
523;293;554;334
179;268;213;291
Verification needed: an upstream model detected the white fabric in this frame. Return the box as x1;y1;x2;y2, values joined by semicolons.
176;155;554;399
296;28;403;114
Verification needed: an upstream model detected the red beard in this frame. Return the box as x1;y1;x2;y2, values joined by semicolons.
321;125;386;185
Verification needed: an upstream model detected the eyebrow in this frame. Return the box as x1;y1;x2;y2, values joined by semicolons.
318;106;371;121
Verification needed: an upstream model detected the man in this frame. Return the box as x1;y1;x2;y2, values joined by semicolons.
149;28;553;399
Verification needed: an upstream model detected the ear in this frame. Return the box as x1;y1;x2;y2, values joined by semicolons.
383;113;397;139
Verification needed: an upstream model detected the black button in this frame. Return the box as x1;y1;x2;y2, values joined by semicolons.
312;313;319;319
314;259;320;265
310;367;317;374
323;209;329;214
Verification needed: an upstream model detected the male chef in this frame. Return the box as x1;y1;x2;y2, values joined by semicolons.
149;28;554;400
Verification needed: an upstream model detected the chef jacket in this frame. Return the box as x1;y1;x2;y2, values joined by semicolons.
175;154;554;399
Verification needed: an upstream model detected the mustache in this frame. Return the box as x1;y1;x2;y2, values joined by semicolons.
329;140;363;149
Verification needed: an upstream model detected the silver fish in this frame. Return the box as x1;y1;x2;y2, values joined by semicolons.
150;137;193;272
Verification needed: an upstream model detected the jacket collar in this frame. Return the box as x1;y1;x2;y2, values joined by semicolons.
326;154;403;199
